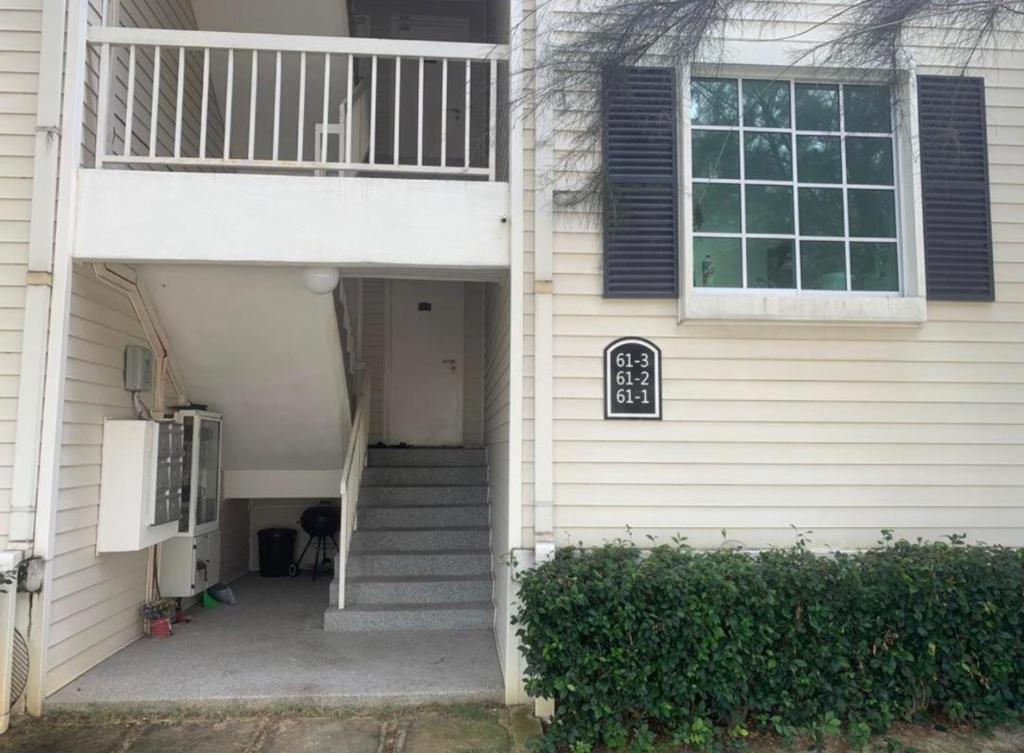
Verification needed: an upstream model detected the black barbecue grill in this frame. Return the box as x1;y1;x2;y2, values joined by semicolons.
290;503;340;581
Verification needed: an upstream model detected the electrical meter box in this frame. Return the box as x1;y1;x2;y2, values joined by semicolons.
97;419;185;552
124;345;154;392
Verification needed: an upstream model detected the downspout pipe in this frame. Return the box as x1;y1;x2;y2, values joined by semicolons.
9;0;69;545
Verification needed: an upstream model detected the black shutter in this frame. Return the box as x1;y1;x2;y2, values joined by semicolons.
603;67;678;298
917;75;995;301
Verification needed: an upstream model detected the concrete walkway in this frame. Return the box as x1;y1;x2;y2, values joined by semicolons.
0;706;541;753
48;575;503;707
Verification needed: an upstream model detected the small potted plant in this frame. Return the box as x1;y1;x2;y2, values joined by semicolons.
141;598;177;638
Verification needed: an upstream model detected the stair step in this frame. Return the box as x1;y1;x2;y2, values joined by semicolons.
346;550;491;578
358;504;488;528
345;574;492;605
359;486;487;507
363;466;487;487
368;447;486;467
324;602;494;632
351;527;489;552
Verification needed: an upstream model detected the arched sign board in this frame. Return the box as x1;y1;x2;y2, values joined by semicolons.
604;338;662;420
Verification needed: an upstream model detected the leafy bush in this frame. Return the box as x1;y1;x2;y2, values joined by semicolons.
514;535;1024;751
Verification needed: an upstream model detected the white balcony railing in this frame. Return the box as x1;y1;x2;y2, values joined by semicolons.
88;27;508;180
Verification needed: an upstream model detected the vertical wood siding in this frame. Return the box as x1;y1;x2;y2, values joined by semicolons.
484;277;511;669
45;263;155;694
363;279;388;443
534;2;1024;550
463;282;485;446
0;1;42;546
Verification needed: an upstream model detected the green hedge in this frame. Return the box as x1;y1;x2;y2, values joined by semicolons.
514;537;1024;751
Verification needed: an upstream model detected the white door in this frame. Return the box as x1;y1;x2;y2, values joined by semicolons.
386;280;464;446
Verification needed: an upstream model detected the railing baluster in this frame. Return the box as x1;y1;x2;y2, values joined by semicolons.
123;44;136;158
488;58;497;181
148;45;161;158
369;55;377;165
345;53;354;164
440;58;448;167
173;47;185;158
273;50;282;161
464;60;471;168
199;47;210;158
297;51;306;161
417;56;424;167
393;57;401;166
248;49;258;160
321;52;331;163
94;41;112;167
223;49;234;160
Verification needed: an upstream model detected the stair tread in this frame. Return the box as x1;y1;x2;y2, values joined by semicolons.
350;547;490;555
338;601;493;613
346;574;491;584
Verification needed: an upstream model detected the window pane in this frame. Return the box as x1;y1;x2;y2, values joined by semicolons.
851;241;899;291
845;137;894;185
746;185;794;234
743;79;790;128
848;189;896;237
692;130;740;179
747;238;796;289
796;135;841;183
691;78;738;126
795;84;839;130
694;237;743;288
843;85;891;132
800;241;847;290
693;183;741;233
744;132;791;180
799;188;844;237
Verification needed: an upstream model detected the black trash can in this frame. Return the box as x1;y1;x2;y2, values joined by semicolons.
257;527;297;577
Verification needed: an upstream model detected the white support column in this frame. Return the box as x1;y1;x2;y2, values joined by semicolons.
25;0;90;716
503;0;528;708
532;0;556;562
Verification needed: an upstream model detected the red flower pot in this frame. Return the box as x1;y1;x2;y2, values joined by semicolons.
150;617;172;638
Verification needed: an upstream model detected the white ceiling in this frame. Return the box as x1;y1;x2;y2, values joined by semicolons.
141;264;350;475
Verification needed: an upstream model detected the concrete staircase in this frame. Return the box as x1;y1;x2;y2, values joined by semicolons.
324;447;493;631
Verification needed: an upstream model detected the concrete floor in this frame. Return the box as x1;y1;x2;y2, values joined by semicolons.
47;574;504;708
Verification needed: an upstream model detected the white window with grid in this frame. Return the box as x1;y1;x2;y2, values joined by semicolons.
689;76;901;295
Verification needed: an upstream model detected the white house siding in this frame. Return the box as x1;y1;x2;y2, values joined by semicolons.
484;277;512;672
0;1;41;547
534;3;1024;550
44;263;167;694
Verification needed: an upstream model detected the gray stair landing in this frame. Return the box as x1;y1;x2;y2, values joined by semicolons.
325;446;494;633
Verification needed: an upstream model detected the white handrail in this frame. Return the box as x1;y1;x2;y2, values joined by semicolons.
88;27;507;179
336;370;370;610
88;27;509;61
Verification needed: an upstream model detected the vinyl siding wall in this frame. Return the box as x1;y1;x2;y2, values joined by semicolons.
45;263;167;694
534;3;1024;550
0;1;41;547
484;277;513;673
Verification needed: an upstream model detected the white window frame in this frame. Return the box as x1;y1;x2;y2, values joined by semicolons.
679;64;927;324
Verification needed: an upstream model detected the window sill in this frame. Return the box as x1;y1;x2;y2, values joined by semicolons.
680;292;927;324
